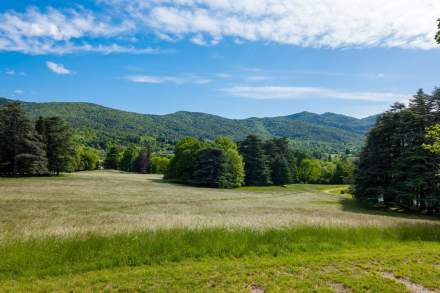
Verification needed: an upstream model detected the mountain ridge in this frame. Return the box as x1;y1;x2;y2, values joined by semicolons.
0;97;378;150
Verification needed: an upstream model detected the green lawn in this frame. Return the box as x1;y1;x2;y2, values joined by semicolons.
0;171;439;292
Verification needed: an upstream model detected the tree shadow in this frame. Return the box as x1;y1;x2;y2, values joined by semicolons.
150;178;187;186
339;198;440;221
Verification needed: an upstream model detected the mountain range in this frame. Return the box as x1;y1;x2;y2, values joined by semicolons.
0;97;377;152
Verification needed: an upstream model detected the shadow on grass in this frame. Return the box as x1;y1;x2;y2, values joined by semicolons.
150;178;196;187
339;198;440;221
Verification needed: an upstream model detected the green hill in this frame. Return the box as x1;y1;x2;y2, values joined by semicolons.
0;97;377;152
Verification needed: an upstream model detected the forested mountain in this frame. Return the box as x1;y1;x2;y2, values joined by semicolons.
0;97;376;151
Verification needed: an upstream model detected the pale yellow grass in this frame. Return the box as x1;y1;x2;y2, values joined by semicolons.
0;171;438;239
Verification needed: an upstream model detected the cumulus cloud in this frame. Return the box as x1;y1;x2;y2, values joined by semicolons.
223;86;410;102
0;6;154;54
1;1;439;54
46;61;71;75
117;0;440;49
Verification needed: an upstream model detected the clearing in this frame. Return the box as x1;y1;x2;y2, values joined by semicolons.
0;171;439;292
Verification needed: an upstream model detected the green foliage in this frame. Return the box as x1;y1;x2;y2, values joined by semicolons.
36;116;74;175
150;156;170;174
298;159;322;183
104;146;124;170
270;155;291;185
239;135;272;186
166;137;206;181
0;103;48;176
355;90;440;213
73;146;100;171
190;148;226;187
120;146;139;172
166;136;245;188
423;124;440;154
219;147;245;188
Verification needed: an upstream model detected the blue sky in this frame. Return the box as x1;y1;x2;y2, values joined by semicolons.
1;0;440;118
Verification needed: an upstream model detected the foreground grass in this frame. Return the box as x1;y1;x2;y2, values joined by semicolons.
1;226;439;279
0;227;439;292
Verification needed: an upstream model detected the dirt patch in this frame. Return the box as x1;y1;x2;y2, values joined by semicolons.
330;282;351;293
381;272;436;293
250;283;266;293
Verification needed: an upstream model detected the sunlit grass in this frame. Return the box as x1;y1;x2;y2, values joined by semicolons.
1;225;439;280
1;171;438;240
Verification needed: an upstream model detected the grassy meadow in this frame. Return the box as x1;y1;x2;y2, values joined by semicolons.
0;171;439;292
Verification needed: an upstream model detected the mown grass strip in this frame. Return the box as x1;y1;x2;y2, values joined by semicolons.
0;226;439;280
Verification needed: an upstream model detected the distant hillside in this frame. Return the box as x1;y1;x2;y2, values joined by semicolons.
0;97;377;151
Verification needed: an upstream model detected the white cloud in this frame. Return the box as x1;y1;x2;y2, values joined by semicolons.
0;6;155;55
223;86;410;102
127;74;212;85
127;75;183;84
5;69;15;75
1;0;439;54
113;0;440;49
46;61;71;75
14;89;24;95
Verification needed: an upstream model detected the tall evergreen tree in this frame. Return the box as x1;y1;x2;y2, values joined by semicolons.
0;103;48;176
190;148;226;187
104;146;124;170
239;135;271;186
271;155;291;185
37;117;73;175
355;89;440;213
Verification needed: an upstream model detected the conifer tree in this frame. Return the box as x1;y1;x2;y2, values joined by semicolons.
239;135;271;186
190;148;225;187
37;117;73;175
271;155;291;185
104;146;124;170
0;103;48;176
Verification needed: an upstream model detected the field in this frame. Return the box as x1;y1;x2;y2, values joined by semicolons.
0;171;439;292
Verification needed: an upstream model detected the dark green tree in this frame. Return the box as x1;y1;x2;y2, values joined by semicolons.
104;146;124;170
190;148;226;187
0;103;48;176
271;155;291;185
37;117;73;175
239;135;271;186
355;89;440;213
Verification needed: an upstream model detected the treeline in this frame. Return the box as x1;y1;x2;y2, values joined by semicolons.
0;102;172;176
0;103;72;176
165;135;354;188
0;102;106;176
103;145;170;174
354;89;440;214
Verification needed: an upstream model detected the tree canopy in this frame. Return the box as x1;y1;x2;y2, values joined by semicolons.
354;89;440;214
